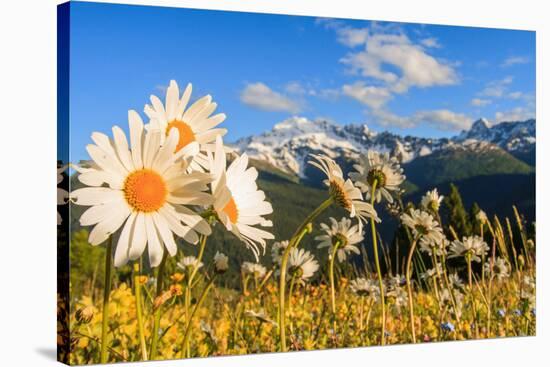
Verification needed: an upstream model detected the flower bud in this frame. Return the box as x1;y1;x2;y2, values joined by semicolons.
214;252;229;274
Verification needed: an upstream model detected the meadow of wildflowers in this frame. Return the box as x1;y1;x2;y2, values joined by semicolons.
57;80;536;365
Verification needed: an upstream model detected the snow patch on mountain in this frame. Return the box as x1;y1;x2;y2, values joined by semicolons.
233;116;535;178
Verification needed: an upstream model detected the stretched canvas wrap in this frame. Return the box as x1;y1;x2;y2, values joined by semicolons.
57;1;536;365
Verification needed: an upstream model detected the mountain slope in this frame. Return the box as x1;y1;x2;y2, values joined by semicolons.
233;117;536;182
402;140;534;189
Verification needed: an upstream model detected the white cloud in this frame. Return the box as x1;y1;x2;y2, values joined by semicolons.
240;82;301;113
471;98;491;107
336;27;370;47
508;91;524;100
501;56;529;67
317;88;341;100
319;22;469;132
340;31;458;94
494;107;534;123
371;108;472;131
479;76;513;98
420;37;440;48
342;82;392;109
285;81;306;95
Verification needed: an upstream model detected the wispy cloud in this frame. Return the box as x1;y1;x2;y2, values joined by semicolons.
470;98;491;107
420;37;441;48
240;82;301;113
501;56;530;68
340;31;458;94
342;82;392;109
371;108;472;131
319;22;463;131
479;76;513;98
494;107;534;123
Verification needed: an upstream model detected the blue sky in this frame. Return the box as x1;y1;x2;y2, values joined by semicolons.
67;1;535;162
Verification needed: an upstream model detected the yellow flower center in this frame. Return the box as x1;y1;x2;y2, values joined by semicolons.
166;120;196;152
329;180;352;210
123;169;167;212
222;197;239;224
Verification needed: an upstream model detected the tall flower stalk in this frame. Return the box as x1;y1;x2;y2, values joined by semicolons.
350;151;404;345
133;262;148;361
369;181;387;345
278;197;333;352
316;216;363;325
328;241;341;316
401;208;444;343
405;236;419;343
99;238;113;364
149;252;167;359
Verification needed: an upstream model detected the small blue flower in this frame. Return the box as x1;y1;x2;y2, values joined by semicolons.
497;309;506;318
513;309;522;316
440;322;455;332
531;308;536;317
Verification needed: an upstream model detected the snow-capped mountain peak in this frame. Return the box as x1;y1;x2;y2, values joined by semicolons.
233;116;535;178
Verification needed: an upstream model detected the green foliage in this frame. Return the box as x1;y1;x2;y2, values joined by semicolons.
444;183;471;238
403;145;534;189
69;229;107;298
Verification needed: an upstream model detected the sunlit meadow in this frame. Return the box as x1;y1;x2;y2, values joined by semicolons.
57;80;536;365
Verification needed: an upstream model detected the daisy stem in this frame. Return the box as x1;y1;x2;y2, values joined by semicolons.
133;262;148;361
440;254;461;323
329;241;341;345
180;275;216;359
190;234;208;283
288;274;297;312
466;254;478;338
369;180;386;346
359;297;364;332
405;237;419;343
184;285;191;357
288;273;297;335
149;252;167;360
99;237;113;364
329;241;341;316
278;197;333;352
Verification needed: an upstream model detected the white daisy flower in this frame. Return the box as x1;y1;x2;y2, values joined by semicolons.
57;164;69;225
419;236;449;256
449;273;465;290
386;274;406;289
315;217;364;263
349;277;380;300
440;288;464;313
145;80;227;170
401;209;444;243
177;256;204;272
349;150;405;204
308;154;379;226
213;251;229;273
241;262;267;278
448;236;489;263
287;248;319;282
420;188;444;212
210;136;274;259
271;240;289;264
484;257;510;281
420;264;443;280
70;111;212;267
387;284;408;310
